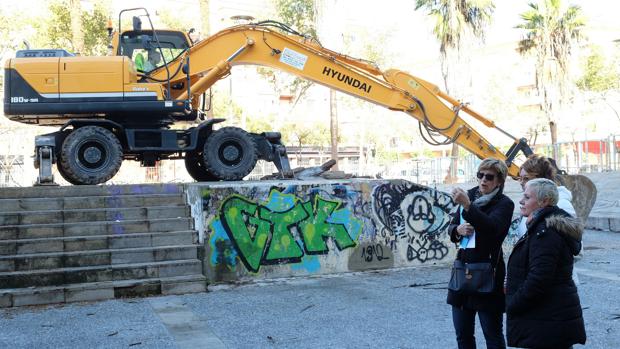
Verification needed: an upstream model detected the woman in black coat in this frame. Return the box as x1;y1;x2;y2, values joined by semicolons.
506;178;586;348
448;158;515;349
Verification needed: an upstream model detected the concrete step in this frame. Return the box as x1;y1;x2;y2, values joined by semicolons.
586;215;620;232
0;230;198;255
0;193;185;212
0;217;193;240
0;183;184;200
0;245;199;272
0;205;190;225
0;274;206;307
0;259;202;288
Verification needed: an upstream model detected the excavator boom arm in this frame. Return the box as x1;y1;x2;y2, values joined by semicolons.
148;24;528;177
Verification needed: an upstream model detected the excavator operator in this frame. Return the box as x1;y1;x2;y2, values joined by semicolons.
134;50;161;72
143;50;161;71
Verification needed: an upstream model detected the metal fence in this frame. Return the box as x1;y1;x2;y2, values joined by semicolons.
3;136;620;187
536;135;620;174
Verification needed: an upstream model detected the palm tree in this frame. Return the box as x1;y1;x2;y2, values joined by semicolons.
415;0;495;183
516;0;585;160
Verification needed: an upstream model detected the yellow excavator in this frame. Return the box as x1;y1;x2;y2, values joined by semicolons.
2;8;596;217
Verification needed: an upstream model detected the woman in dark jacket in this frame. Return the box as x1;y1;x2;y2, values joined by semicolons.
506;178;586;348
448;158;514;349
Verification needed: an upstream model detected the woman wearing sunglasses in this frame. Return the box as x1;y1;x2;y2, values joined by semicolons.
448;158;514;349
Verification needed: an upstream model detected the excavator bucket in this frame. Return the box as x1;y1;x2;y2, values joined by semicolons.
559;174;598;223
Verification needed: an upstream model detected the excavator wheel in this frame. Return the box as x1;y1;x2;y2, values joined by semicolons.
56;158;81;185
59;126;123;185
184;151;219;182
203;127;258;181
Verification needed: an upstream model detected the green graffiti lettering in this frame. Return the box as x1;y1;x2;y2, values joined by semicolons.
221;196;271;273
259;204;307;262
299;197;356;253
215;190;361;272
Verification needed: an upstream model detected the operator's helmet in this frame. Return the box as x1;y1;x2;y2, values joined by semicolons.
149;51;162;65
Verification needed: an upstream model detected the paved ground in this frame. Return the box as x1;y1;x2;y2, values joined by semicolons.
1;228;618;349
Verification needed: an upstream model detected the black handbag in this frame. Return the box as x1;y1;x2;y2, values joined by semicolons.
448;252;500;294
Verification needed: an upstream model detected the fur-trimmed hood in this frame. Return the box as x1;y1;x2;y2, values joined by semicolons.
545;214;584;256
527;206;584;256
546;215;584;241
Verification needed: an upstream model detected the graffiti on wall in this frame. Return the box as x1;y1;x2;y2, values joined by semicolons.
348;241;395;270
209;188;363;273
206;180;458;277
371;181;457;262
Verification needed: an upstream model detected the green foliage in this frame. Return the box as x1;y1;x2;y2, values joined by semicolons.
0;10;9;45
245;114;277;134
274;0;317;38
415;0;495;97
577;47;620;92
375;148;400;163
45;0;110;55
515;0;586;127
516;0;585;62
213;94;243;121
262;0;318;104
257;67;313;107
211;91;279;134
45;2;72;50
415;0;495;53
158;9;189;31
82;2;111;56
343;31;388;68
280;122;331;147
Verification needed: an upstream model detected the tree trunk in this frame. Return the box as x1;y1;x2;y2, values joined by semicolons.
69;0;84;54
445;143;459;184
329;89;339;170
442;53;459;185
198;0;210;38
550;120;558;161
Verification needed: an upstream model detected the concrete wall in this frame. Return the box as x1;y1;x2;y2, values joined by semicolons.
186;179;458;283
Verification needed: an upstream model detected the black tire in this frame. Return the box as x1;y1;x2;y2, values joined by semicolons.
203;127;258;181
59;126;123;185
56;159;81;185
184;151;219;182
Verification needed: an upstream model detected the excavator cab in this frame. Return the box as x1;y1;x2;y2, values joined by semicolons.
118;29;190;73
114;9;191;75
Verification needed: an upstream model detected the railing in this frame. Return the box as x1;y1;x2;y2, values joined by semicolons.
536;135;620;174
2;136;620;187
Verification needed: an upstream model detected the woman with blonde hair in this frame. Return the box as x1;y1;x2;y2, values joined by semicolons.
448;158;514;349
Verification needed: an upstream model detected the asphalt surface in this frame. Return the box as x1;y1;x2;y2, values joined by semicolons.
1;229;619;349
